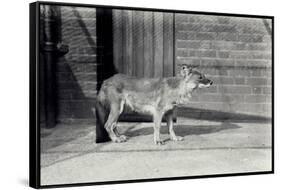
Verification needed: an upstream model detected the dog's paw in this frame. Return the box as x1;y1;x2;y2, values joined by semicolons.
119;135;127;141
171;136;184;141
113;136;127;143
155;140;165;145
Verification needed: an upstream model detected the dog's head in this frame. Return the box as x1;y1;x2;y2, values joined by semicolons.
180;65;213;89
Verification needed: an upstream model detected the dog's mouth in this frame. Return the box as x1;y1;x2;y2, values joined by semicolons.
198;80;213;88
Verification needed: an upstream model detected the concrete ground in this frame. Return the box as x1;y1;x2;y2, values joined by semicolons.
40;118;272;186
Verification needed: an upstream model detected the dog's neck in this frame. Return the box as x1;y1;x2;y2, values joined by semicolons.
170;79;195;105
176;89;194;104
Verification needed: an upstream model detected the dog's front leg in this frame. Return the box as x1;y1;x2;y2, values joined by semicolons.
153;113;164;145
166;112;183;141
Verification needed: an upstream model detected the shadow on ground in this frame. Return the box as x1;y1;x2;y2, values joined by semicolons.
41;125;94;151
177;107;271;123
125;122;240;138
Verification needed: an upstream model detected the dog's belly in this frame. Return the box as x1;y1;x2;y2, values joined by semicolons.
123;92;174;116
123;93;158;115
124;100;156;115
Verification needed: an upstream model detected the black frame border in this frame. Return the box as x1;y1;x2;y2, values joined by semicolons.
30;2;41;188
29;1;274;189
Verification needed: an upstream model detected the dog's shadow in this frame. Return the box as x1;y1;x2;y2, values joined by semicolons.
124;122;241;138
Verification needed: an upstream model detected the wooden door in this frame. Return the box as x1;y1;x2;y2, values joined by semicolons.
112;10;175;78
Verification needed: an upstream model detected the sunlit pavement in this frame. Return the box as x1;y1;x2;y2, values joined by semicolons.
40;118;272;185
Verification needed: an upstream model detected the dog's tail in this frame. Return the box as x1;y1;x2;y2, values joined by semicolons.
95;99;111;143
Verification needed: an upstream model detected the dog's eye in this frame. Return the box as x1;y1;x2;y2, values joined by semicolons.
199;76;203;80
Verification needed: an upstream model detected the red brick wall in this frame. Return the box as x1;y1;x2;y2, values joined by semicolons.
175;14;272;117
56;6;97;123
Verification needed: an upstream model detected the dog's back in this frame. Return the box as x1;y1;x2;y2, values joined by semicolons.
101;74;163;92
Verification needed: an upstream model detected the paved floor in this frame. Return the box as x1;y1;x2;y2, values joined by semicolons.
40;118;272;186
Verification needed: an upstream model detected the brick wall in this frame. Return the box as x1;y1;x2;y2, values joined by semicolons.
56;6;97;124
175;14;272;118
55;10;272;123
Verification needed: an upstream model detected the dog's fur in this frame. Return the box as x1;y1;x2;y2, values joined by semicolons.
95;66;213;145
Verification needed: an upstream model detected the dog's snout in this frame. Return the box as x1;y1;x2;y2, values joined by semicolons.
210;81;213;85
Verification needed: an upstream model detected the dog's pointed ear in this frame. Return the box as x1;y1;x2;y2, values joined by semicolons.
180;65;192;77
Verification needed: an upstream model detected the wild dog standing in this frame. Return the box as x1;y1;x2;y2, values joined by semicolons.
95;65;213;145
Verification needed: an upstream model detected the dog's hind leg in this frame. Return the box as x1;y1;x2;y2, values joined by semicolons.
166;111;183;141
95;100;111;143
112;128;127;142
105;102;127;143
112;100;127;141
153;113;164;145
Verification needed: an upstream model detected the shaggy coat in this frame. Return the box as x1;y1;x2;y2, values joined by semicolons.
95;67;213;145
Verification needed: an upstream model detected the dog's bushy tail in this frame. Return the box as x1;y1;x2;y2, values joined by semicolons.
95;100;111;143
